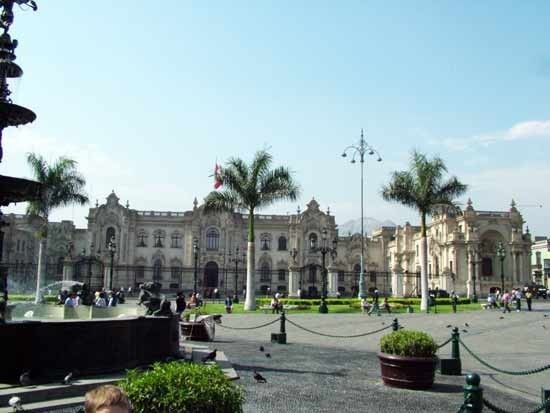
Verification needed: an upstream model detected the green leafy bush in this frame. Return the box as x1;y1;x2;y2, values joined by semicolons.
120;361;243;413
380;330;437;358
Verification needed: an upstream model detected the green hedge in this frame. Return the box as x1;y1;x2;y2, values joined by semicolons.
380;330;437;357
8;294;58;303
120;362;243;413
255;297;471;306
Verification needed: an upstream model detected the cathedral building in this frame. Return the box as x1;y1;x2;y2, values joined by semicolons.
0;191;533;298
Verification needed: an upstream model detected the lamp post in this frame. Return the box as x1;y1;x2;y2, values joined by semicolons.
468;246;480;303
496;241;506;293
310;228;337;313
108;236;116;291
230;246;246;303
289;247;301;294
342;129;382;299
193;238;199;293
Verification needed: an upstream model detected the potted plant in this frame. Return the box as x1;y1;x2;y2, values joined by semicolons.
378;330;437;390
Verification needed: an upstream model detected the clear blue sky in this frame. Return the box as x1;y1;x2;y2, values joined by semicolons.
2;1;550;233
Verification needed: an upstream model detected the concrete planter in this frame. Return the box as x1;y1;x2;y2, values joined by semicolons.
378;352;437;390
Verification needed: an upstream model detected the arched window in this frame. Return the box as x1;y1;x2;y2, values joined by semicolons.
260;233;271;251
56;256;64;275
481;257;493;276
309;233;318;250
137;230;147;247
278;269;286;281
260;263;271;282
153;230;165;248
153;259;162;282
278;236;287;251
206;228;219;250
106;227;116;248
338;270;345;283
308;265;316;283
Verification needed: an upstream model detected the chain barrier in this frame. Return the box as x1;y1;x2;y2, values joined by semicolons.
217;317;281;330
483;395;550;413
285;317;393;338
456;395;472;413
436;336;453;349
459;338;550;375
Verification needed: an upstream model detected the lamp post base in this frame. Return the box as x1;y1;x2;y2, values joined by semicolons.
318;300;328;314
472;294;478;303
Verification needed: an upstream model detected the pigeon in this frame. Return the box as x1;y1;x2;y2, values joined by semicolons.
462;329;468;333
381;322;385;325
259;346;264;352
202;349;217;363
63;372;73;385
544;314;548;318
19;371;31;386
464;323;469;327
446;324;452;328
499;316;504;320
265;353;271;358
8;396;23;411
543;325;547;330
253;370;267;383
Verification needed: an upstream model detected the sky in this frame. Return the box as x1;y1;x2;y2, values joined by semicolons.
2;1;550;234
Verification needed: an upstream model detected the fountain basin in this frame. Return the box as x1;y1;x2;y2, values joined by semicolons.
0;315;180;383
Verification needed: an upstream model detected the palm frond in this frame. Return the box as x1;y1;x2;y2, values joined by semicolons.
380;171;420;211
203;191;241;214
257;166;300;208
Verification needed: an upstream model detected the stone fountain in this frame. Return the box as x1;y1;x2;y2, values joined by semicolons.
0;2;180;385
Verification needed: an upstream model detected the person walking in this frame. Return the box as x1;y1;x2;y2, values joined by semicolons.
175;291;186;314
501;289;512;313
382;296;391;314
224;295;233;313
514;288;522;312
525;289;533;311
368;289;381;316
451;291;458;313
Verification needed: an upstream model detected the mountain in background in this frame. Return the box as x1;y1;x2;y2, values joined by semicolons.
338;217;396;236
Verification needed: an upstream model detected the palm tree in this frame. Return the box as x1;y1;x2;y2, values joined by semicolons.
26;153;89;303
203;150;300;310
381;151;467;312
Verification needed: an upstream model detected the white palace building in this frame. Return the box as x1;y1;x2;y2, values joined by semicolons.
0;191;533;298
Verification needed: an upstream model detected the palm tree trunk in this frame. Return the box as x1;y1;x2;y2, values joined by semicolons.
420;212;429;312
244;211;256;310
34;236;46;304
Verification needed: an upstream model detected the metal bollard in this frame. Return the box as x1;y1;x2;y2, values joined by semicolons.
441;327;462;375
271;310;287;344
392;318;399;331
463;373;483;413
542;386;550;413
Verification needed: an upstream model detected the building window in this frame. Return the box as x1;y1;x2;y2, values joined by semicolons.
309;233;318;250
536;252;542;267
260;263;271;282
308;265;317;283
106;227;116;248
278;236;287;251
260;233;271;251
135;265;145;280
137;231;147;247
16;239;20;252
153;231;165;248
171;233;182;248
153;259;162;282
171;266;181;281
278;269;286;281
206;228;220;251
57;256;64;275
369;271;376;283
481;257;493;276
338;270;345;283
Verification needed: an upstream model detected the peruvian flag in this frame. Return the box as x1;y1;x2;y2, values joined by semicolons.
214;163;223;189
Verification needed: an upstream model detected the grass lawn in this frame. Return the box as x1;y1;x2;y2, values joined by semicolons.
199;301;483;315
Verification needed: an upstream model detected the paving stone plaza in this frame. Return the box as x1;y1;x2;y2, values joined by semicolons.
204;302;550;413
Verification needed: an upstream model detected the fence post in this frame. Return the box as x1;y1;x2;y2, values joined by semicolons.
463;373;483;413
271;310;287;344
440;327;462;375
392;318;399;331
542;386;550;413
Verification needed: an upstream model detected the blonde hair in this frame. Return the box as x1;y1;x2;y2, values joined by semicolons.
84;385;131;413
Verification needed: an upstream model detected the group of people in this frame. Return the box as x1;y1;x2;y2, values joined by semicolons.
361;289;392;315
486;287;534;313
58;287;126;308
270;292;283;314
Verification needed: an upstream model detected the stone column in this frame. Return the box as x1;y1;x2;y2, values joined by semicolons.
391;266;403;297
327;267;338;297
511;252;517;284
467;256;473;299
518;252;524;283
62;258;73;281
288;266;300;297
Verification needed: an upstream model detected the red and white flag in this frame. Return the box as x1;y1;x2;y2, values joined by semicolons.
213;163;223;189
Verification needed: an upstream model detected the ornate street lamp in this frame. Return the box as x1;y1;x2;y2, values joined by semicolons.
342;129;381;299
496;241;506;293
108;236;116;291
193;238;199;293
468;246;480;303
310;228;337;313
230;246;246;303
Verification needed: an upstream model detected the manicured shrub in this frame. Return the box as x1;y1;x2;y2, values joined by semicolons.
380;330;437;358
120;361;244;413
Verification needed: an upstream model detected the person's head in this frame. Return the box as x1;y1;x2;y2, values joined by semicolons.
84;385;131;413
